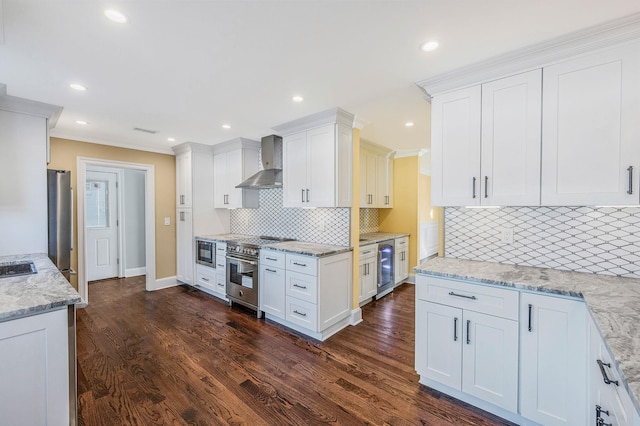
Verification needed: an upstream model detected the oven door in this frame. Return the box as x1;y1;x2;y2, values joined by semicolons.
226;254;258;306
196;240;215;267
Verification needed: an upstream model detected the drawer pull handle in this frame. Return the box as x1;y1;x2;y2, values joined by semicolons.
362;250;371;254
293;310;307;317
202;277;209;282
596;405;610;419
217;264;224;268
596;359;619;386
528;304;533;332
466;320;471;345
472;177;477;199
453;317;458;342
265;268;277;273
293;284;307;289
448;291;477;300
293;262;307;267
628;166;634;195
266;257;278;261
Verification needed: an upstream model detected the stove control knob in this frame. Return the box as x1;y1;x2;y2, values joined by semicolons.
235;246;241;252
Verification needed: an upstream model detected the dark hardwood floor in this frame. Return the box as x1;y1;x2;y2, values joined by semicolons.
77;277;515;425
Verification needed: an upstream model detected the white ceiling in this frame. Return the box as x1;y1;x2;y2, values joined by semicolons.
1;1;639;154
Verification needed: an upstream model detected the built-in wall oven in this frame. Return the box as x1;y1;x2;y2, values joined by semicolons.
196;238;216;268
376;239;395;299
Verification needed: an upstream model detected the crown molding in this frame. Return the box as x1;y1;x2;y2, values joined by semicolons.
360;138;394;156
0;83;63;127
49;132;175;155
211;137;260;155
417;12;640;97
394;148;428;159
171;141;215;155
272;107;355;136
352;115;370;130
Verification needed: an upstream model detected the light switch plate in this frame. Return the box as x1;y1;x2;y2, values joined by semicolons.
164;217;170;226
500;227;514;244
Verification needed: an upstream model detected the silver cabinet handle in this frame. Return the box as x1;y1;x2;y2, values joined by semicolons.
265;257;278;261
628;166;634;195
179;211;185;221
466;320;471;344
596;405;610;420
472;177;477;199
528;304;533;332
385;195;389;205
293;283;307;289
363;263;367;275
448;291;477;300
217;264;224;268
484;176;488;198
306;189;310;202
453;317;458;342
293;310;307;317
180;194;184;205
362;250;371;255
202;277;209;282
596;360;619;386
265;268;277;273
301;189;305;202
293;262;307;267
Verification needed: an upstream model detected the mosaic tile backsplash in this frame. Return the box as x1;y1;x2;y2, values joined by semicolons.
359;209;379;234
445;206;640;279
230;188;351;246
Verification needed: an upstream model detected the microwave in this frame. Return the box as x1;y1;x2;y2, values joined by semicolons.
196;239;215;268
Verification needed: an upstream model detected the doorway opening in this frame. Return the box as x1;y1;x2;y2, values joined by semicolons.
77;157;157;305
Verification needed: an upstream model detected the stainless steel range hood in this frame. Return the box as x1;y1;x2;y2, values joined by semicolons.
236;135;283;189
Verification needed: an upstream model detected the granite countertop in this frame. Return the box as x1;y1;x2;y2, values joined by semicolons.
0;253;82;322
195;233;252;243
415;257;640;415
262;241;352;257
360;232;410;245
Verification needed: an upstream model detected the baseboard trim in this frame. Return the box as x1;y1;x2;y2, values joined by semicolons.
125;267;146;278
150;276;178;291
350;308;363;326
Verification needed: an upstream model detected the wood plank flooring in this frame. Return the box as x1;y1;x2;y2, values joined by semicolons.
77;277;515;425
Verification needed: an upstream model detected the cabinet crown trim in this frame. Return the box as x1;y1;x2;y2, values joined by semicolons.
172;142;214;155
417;12;640;97
211;137;260;155
0;83;63;128
361;139;395;157
272;107;355;136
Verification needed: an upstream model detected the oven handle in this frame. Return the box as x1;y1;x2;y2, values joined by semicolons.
226;255;258;266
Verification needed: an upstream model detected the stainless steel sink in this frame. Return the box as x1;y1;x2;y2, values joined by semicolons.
0;260;37;278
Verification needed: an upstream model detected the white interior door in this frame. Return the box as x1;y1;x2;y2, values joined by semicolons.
86;171;119;281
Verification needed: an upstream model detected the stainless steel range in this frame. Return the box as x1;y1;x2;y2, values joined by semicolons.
225;236;294;318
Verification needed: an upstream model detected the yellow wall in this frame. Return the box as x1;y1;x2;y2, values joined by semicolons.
379;156;419;270
48;137;176;288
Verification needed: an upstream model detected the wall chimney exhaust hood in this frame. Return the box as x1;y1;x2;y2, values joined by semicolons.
236;134;283;189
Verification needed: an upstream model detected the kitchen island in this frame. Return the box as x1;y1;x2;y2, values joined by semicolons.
415;257;640;425
0;253;82;426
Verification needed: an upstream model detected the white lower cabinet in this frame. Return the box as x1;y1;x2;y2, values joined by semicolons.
192;243;227;301
415;281;518;413
520;293;587;426
359;244;378;305
394;237;409;284
589;314;640;426
260;250;286;320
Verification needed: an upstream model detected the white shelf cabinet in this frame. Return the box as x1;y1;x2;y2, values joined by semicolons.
520;292;587;426
431;69;542;206
394;236;409;284
213;141;260;209
358;244;378;305
415;276;519;413
360;140;394;208
541;40;640;206
274;108;354;208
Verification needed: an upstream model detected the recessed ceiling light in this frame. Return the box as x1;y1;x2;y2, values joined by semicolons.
167;137;176;142
75;120;88;125
292;95;304;103
405;121;415;127
69;83;87;91
420;40;439;52
221;124;231;129
104;9;128;24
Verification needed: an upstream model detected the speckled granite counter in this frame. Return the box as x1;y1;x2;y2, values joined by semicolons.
262;241;352;257
415;257;640;414
0;253;81;322
360;232;409;245
195;233;252;243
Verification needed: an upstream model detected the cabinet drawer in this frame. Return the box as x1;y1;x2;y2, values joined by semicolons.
216;243;227;255
286;270;318;304
359;244;378;260
195;265;217;292
215;255;226;271
286;296;318;331
286;253;318;276
418;276;518;320
260;249;286;269
395;237;408;248
215;272;226;295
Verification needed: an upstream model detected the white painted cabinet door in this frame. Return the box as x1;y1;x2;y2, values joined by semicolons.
520;293;587;425
176;151;192;208
394;237;409;284
307;124;336;207
462;310;518;412
213;153;228;208
226;149;244;208
431;86;482;206
415;300;462;390
260;266;286;320
358;254;377;304
176;208;193;284
360;150;377;207
541;41;640;206
377;154;393;208
283;131;308;207
481;69;542;206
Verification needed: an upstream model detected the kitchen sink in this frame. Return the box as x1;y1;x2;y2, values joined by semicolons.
0;260;37;278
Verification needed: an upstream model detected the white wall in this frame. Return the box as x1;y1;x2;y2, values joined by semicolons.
123;169;145;273
0;110;48;256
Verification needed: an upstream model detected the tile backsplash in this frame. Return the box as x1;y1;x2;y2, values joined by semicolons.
359;209;379;234
230;188;350;246
445;206;640;279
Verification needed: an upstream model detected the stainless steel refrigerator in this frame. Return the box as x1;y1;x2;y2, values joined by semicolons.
47;169;72;281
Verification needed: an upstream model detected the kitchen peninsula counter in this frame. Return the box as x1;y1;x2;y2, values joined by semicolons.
0;252;81;321
415;257;640;415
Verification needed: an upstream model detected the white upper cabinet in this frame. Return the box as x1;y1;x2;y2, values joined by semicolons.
431;69;542;206
176;151;192;208
212;139;260;209
360;140;394;208
541;41;640;206
274;108;354;208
